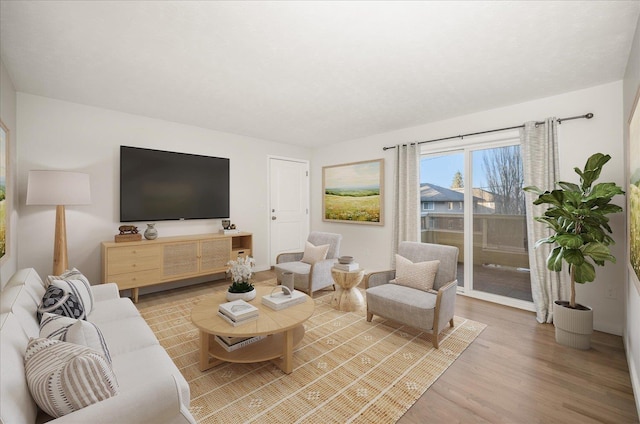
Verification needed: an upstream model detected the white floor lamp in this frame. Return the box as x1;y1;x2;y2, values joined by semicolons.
26;170;91;275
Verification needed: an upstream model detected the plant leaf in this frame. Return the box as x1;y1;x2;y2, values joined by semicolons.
582;242;616;263
547;246;564;272
573;261;596;283
563;249;585;266
555;234;583;249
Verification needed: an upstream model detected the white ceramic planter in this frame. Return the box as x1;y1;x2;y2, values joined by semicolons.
226;288;256;302
553;300;593;350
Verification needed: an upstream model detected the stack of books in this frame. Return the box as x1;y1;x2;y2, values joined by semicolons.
220;229;240;235
217;299;259;326
334;262;360;272
262;289;307;311
214;334;266;352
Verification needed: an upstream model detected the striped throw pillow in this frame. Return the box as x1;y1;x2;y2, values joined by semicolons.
47;268;94;315
24;337;119;418
39;313;112;363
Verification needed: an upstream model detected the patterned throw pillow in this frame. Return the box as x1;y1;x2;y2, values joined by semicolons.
37;286;85;321
47;268;94;315
301;241;330;265
391;254;440;292
24;337;119;418
39;313;112;363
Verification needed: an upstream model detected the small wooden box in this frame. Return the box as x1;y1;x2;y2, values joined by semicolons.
114;233;142;243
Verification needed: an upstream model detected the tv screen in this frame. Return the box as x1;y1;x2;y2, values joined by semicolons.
120;146;230;222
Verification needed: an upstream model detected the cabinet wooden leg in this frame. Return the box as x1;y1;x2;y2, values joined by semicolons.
131;287;139;303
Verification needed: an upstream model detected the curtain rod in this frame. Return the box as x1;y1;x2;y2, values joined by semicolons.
381;113;594;151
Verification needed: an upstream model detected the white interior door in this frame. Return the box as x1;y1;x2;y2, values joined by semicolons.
269;157;309;265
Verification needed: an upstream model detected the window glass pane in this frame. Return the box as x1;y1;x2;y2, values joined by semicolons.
420;152;465;287
471;146;532;301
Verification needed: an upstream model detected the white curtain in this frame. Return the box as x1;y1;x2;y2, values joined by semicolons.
521;118;570;323
392;143;420;263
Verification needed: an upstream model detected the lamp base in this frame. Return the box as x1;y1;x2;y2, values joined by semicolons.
53;205;68;275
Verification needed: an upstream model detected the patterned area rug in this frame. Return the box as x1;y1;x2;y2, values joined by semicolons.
138;281;485;424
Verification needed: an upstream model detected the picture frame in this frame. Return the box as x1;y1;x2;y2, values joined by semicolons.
322;159;384;225
0;119;9;263
628;86;640;295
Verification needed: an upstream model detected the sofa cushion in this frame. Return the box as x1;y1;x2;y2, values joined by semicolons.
24;337;119;418
96;317;159;357
37;285;85;321
88;297;141;325
0;313;39;424
39;312;112;363
2;284;42;338
111;344;190;409
4;267;47;306
48;268;95;315
301;241;330;264
391;254;440;292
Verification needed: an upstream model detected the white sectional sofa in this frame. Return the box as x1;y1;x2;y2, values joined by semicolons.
0;268;196;424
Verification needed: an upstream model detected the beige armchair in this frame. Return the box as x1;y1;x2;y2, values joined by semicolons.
364;241;459;348
274;231;342;296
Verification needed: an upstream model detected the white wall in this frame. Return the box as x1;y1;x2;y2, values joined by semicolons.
623;12;640;417
312;81;627;335
16;93;311;286
0;60;18;288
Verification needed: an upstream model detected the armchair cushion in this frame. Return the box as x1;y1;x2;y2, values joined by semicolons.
367;284;437;329
391;254;439;292
301;241;330;264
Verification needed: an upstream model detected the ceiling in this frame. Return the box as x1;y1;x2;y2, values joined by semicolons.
1;1;639;148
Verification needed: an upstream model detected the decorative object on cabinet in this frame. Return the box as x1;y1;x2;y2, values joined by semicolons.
144;223;158;240
115;225;141;242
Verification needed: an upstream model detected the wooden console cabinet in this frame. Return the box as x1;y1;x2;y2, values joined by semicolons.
101;232;252;302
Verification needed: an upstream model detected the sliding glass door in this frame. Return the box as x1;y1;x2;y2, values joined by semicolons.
470;146;531;302
420;137;532;308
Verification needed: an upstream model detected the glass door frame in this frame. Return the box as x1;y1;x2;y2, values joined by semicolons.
420;131;535;312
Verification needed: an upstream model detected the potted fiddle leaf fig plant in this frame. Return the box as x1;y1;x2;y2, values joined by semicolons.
524;153;624;349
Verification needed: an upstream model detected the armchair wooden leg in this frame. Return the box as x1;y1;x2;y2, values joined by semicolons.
366;312;373;322
450;318;454;327
432;332;439;349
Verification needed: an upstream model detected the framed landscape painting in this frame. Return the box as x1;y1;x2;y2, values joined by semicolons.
323;159;384;225
0;120;8;262
629;87;640;294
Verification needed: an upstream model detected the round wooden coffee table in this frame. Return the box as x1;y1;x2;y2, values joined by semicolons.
191;285;314;374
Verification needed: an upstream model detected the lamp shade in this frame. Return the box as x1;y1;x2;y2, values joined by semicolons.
26;170;91;206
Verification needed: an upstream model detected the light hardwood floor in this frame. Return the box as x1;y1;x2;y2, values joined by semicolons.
138;270;639;423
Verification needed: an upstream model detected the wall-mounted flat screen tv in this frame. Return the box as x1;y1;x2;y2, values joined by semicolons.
120;146;230;222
